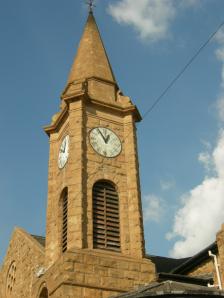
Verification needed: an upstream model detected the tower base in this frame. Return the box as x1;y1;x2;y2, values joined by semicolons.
33;249;156;298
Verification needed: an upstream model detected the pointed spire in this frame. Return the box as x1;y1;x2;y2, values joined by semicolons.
67;12;116;85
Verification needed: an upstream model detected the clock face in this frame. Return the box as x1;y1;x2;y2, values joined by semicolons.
58;135;69;169
89;127;122;158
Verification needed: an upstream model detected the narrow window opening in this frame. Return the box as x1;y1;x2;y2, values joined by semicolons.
61;188;68;253
39;287;48;298
93;181;120;251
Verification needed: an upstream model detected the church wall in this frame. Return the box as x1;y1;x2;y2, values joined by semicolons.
32;249;155;298
0;228;44;298
187;225;224;289
0;270;4;298
86;105;128;255
88;78;116;103
45;100;86;266
42;95;156;297
85;103;145;258
123;113;145;258
45;95;149;263
216;224;224;287
187;258;217;285
48;284;118;298
184;226;224;289
45;115;70;266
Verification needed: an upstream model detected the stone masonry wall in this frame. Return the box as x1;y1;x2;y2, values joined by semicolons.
0;268;3;298
45;95;147;265
0;227;44;298
85;103;145;258
187;258;216;284
33;249;155;298
216;224;224;288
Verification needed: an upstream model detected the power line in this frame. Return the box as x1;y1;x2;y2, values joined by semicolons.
49;19;224;216
86;20;224;180
142;20;224;120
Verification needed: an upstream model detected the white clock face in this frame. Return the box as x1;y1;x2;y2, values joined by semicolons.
58;135;69;169
89;127;122;158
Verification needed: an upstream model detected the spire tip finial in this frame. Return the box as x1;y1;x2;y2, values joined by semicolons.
86;0;95;14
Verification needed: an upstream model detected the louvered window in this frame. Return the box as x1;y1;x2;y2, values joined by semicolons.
61;188;68;253
39;288;48;298
93;181;120;251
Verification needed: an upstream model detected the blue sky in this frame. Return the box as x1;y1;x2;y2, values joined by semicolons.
1;0;224;263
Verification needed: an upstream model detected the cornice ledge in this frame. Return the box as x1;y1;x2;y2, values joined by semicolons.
50;281;127;296
90;97;142;122
44;105;68;136
87;75;118;87
61;91;86;102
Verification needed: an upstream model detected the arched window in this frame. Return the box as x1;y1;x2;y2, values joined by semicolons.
61;188;68;253
93;181;120;251
6;261;16;297
39;287;48;298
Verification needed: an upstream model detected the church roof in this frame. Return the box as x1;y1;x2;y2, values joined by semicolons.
31;235;46;247
113;280;224;297
147;255;190;273
67;12;117;85
147;241;217;276
171;242;217;275
157;272;213;287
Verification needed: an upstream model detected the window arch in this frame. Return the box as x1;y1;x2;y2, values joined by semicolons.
93;181;120;251
6;261;16;297
61;188;68;253
39;287;48;298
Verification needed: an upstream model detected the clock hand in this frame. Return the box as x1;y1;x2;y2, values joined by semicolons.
105;134;110;144
60;143;66;153
97;128;107;143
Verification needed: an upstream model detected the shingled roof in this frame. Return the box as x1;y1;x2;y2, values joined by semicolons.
147;255;190;273
171;242;217;274
146;241;217;276
112;280;224;297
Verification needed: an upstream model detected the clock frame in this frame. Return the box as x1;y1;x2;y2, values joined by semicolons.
58;135;70;169
89;127;122;158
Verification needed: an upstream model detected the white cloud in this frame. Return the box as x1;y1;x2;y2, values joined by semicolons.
179;0;201;8
215;30;224;45
168;29;224;258
108;0;200;42
217;96;224;122
167;131;224;257
160;178;176;191
143;194;165;223
198;151;213;173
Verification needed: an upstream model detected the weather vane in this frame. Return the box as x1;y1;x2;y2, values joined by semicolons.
86;0;96;13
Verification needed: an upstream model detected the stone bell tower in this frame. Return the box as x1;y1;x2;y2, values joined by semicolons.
34;11;155;298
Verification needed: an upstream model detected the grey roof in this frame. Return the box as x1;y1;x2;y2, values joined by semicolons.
157;273;213;287
31;235;46;247
112;281;224;297
147;255;190;273
171;242;217;274
146;242;217;276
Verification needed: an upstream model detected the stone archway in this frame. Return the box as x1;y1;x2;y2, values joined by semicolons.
39;287;48;298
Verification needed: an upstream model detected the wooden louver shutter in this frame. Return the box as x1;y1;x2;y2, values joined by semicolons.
93;181;120;251
62;189;68;253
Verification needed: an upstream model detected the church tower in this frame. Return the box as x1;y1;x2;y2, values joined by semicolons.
3;7;224;298
36;11;155;297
